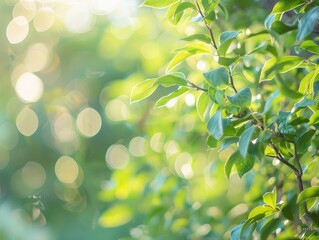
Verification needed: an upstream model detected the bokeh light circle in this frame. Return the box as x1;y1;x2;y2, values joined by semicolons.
15;72;43;103
55;156;79;184
105;144;129;169
16;107;39;136
6;16;29;44
64;4;93;33
76;107;102;138
33;7;55;32
22;162;46;189
24;43;50;72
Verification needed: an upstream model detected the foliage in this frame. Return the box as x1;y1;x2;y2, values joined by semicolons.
132;0;319;239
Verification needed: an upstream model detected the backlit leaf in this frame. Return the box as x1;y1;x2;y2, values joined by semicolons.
309;110;319;125
263;188;277;209
180;34;211;44
154;74;187;87
235;153;255;178
297;186;319;204
142;0;181;8
130;79;157;103
239;125;257;159
156;87;189;107
272;0;306;14
99;205;133;228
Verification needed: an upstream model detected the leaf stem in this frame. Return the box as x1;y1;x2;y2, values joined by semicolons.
187;80;208;92
195;1;218;50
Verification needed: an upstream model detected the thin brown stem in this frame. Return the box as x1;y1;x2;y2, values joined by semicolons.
187;80;208;92
228;68;237;93
271;142;312;225
195;1;218;50
271;143;299;174
293;143;312;224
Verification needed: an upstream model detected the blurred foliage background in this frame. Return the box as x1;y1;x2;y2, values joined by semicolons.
0;0;280;239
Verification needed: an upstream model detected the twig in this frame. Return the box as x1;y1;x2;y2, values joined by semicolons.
271;143;299;174
228;68;238;93
187;80;208;92
293;143;312;224
195;1;218;50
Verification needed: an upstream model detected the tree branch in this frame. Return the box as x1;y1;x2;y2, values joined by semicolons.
195;1;218;50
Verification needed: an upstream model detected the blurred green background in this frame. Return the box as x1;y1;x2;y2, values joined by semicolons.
0;0;273;239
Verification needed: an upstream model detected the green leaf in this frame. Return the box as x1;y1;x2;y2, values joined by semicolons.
299;69;319;95
203;67;229;90
270;21;297;35
297;7;319;41
180;34;211;44
99;205;133;227
196;92;210;121
130;79;157;103
219;31;240;44
218;1;228;20
277;56;304;73
142;0;181;8
260;56;304;82
259;58;277;82
218;56;240;66
297;186;319;204
291;97;316;113
309;110;319;125
225;151;238;179
260;218;281;240
296;129;315;154
272;0;306;14
174;2;196;16
265;14;276;30
235;153;255;178
227;88;252;108
167;44;210;72
239;125;257;159
263;188;277;209
231;222;256;240
248;205;277;219
156;87;189;107
263;90;280;114
217;39;233;56
207;135;218;149
207;110;223;140
219;137;239;151
154;74;187;87
295;40;319;54
167;2;183;24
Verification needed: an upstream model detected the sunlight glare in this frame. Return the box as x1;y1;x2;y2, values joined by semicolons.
15;72;43;103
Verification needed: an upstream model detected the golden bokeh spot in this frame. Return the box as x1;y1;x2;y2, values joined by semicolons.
55;156;79;184
21;162;46;189
105;144;129;169
76;107;102;138
16;107;39;136
33;7;55;32
6;16;29;44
